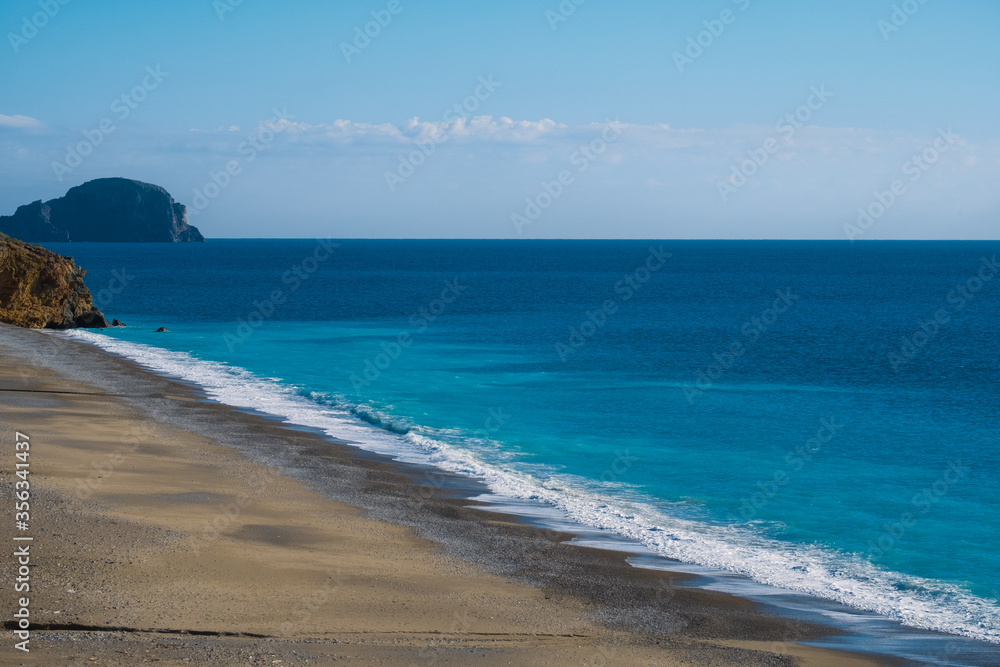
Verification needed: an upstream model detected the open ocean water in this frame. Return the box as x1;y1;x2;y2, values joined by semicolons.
47;239;1000;664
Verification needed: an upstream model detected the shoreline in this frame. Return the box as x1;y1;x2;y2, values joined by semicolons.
0;324;914;665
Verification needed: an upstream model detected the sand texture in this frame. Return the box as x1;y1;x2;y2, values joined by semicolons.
0;324;889;666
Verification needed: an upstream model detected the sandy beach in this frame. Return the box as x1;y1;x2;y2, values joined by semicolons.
0;323;889;666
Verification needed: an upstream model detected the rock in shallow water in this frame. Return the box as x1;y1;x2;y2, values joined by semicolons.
72;308;111;329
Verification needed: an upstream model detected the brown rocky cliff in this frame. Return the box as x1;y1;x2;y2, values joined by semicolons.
0;233;110;328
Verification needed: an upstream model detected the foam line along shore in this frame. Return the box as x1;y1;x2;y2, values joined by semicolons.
0;323;894;666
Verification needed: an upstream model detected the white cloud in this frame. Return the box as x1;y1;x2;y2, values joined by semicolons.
261;115;567;144
0;114;45;130
1;114;996;239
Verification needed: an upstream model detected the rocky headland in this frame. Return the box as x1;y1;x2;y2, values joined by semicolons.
0;177;203;243
0;232;110;328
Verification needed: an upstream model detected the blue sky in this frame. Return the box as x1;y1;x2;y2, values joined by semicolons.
1;0;997;239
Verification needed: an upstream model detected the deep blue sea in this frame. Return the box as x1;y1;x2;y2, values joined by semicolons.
46;240;1000;656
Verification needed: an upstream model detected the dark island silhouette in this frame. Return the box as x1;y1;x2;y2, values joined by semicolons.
0;177;203;243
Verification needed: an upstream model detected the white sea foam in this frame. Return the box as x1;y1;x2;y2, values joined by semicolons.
65;331;1000;645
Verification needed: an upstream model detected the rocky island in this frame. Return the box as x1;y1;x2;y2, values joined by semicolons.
0;177;203;243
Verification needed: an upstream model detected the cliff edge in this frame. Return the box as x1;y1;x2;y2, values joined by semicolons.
0;233;110;328
0;178;204;243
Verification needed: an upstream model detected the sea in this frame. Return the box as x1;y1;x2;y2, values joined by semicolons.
44;239;1000;665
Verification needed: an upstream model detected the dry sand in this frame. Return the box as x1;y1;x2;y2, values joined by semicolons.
0;325;891;666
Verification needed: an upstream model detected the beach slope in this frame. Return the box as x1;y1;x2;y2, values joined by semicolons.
0;324;884;666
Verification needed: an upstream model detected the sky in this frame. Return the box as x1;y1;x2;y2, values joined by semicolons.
0;0;997;239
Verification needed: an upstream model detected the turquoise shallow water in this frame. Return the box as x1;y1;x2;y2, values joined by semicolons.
47;239;1000;649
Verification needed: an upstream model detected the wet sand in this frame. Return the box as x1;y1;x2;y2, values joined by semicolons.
0;324;891;666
